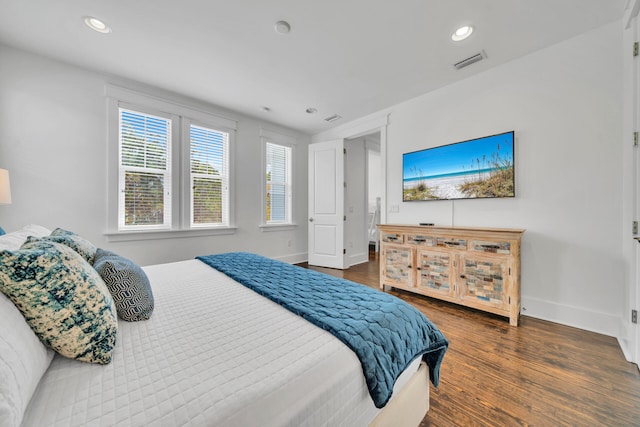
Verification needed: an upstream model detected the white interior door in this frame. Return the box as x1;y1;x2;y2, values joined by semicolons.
308;139;345;269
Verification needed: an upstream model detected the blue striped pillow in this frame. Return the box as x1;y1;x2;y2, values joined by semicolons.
93;249;154;322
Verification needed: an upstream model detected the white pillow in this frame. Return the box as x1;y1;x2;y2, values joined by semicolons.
0;291;55;427
0;224;52;251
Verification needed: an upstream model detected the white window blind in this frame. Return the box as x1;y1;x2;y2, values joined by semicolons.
265;142;292;224
118;108;171;230
190;124;230;227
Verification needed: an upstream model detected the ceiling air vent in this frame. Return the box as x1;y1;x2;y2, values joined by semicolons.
453;51;486;70
324;114;342;123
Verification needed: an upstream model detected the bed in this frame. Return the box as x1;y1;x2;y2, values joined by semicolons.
0;225;448;427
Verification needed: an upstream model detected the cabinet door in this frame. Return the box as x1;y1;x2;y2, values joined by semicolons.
381;244;414;288
459;255;509;309
416;249;455;297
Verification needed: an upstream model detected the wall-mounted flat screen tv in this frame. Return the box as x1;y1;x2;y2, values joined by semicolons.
403;131;515;201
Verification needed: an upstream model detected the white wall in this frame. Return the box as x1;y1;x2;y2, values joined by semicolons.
314;21;624;337
0;44;310;266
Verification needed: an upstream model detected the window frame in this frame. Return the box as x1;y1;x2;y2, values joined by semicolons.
106;85;237;241
182;118;234;230
117;107;174;232
260;128;296;231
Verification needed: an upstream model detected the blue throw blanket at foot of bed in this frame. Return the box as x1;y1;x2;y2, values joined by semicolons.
196;252;448;409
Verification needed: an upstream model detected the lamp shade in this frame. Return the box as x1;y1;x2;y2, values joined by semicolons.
0;169;12;205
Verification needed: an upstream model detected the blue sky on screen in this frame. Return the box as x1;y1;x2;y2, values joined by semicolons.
403;132;514;179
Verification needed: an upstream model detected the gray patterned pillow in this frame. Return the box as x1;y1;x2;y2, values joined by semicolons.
93;249;154;321
48;228;98;264
0;240;117;364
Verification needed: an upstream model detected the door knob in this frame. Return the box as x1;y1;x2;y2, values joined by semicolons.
309;218;314;222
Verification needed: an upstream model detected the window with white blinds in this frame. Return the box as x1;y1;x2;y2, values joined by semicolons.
265;141;292;224
118;108;171;230
190;124;229;227
108;86;237;238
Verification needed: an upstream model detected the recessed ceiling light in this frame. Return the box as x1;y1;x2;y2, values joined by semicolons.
84;16;111;34
305;107;318;114
274;20;291;35
451;25;473;41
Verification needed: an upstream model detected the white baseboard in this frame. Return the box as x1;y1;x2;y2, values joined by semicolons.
348;252;369;267
521;296;621;338
275;251;368;268
618;337;633;362
273;252;308;265
617;320;638;363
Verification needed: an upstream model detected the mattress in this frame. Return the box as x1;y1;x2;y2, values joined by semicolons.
22;260;421;427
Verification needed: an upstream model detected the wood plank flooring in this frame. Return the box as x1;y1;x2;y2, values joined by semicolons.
299;253;640;426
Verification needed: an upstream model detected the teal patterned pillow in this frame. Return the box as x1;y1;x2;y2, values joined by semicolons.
0;240;117;364
49;228;97;264
93;249;154;321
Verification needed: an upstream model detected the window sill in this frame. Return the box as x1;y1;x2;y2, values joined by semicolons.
259;223;297;232
105;227;238;242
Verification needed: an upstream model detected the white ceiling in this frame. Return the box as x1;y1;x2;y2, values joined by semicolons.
0;0;625;135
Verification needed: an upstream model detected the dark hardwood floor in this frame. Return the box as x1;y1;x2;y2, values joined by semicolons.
299;252;640;426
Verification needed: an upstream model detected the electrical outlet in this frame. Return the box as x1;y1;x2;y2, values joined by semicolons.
634;221;639;235
633;309;638;324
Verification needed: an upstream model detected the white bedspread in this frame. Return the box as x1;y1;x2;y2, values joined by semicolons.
22;260;420;427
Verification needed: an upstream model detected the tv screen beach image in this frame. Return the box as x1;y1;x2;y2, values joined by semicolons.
403;132;514;201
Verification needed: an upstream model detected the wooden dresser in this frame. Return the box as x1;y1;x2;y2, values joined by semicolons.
378;224;525;326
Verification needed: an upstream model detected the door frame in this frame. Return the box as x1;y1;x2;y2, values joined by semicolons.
309;114;389;268
310;115;389;270
623;0;640;367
